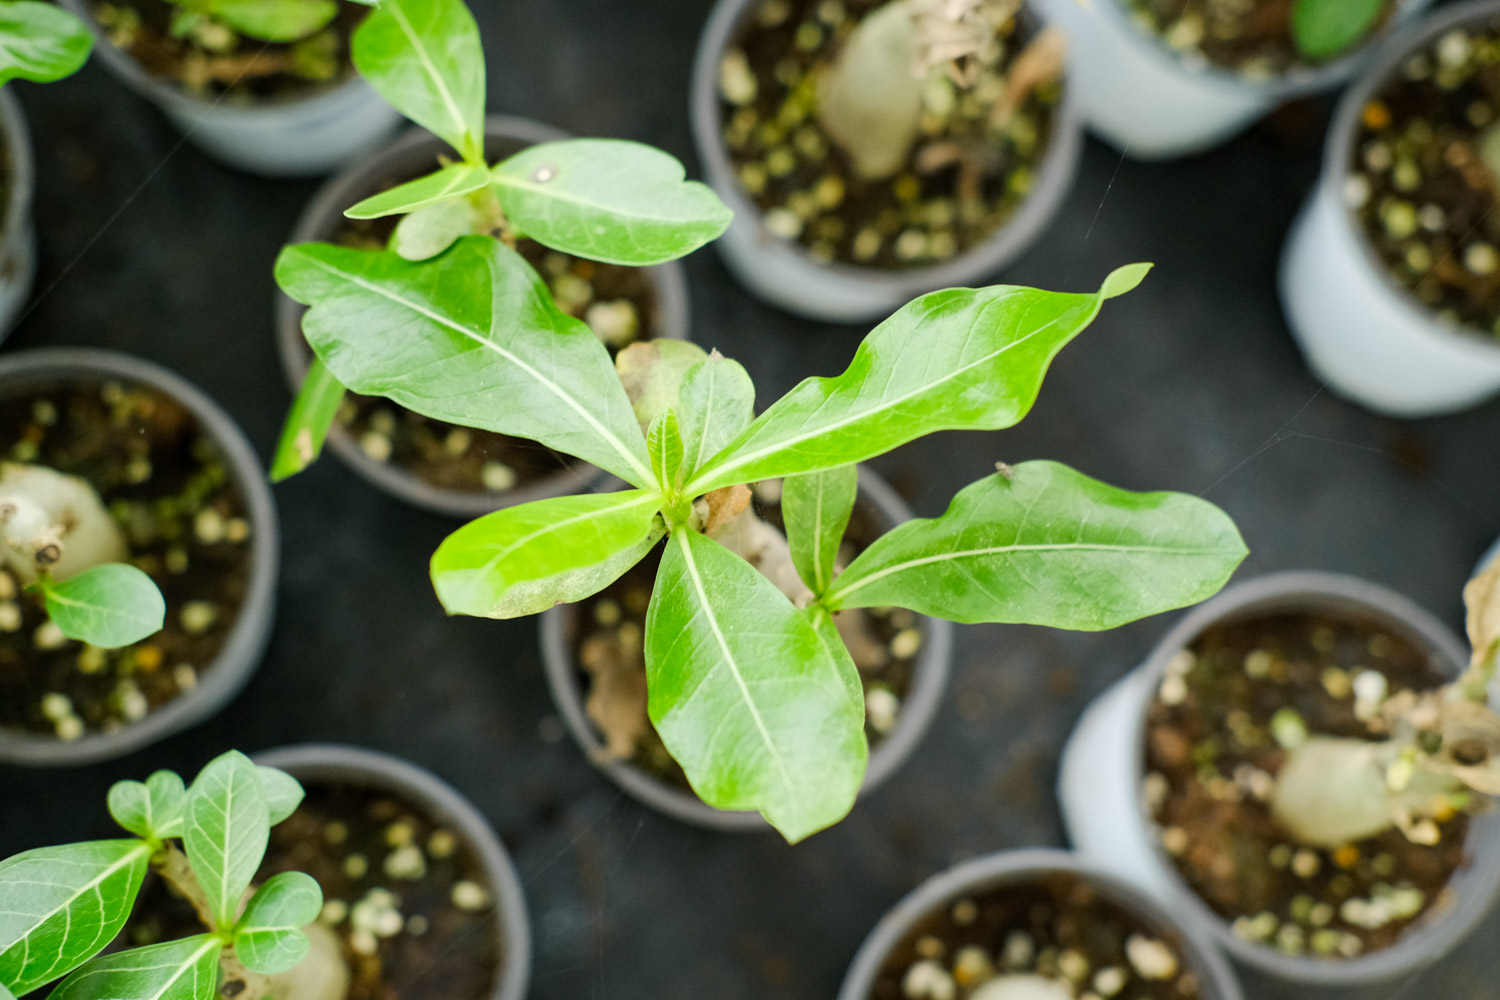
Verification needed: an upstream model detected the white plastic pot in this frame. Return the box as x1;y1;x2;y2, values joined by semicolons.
59;0;399;177
1032;0;1430;160
0;88;35;342
1058;571;1500;986
1281;1;1500;417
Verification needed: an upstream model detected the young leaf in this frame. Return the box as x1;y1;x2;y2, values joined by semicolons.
184;751;270;931
49;935;222;1000
783;465;858;597
344;162;490;220
389;195;482;261
431;489;665;618
1291;0;1382;61
206;0;338;43
646;529;868;842
824;461;1247;629
0;841;152;994
491;140;733;266
807;603;863;708
259;766;305;826
232;872;322;975
647;409;685;491
616;339;710;432
36;563;164;649
352;0;486;160
108;770;187;841
276;237;654;487
677;354;755;479
688;265;1151;494
0;1;92;87
270;357;346;483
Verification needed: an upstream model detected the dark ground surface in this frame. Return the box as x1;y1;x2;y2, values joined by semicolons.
3;1;1499;998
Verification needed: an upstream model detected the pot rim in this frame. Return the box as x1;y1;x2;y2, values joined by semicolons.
0;88;33;281
1115;570;1500;984
274;117;692;518
0;348;279;767
253;743;530;1000
539;465;954;833
836;847;1245;1000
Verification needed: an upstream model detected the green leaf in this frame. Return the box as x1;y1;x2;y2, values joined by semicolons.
688;264;1151;494
807;603;863;707
491;140;733;266
345;162;490;220
232;872;322;975
824;461;1248;629
389;195;481;261
258;767;304;826
616;339;710;432
647;409;684;491
276;237;653;487
783;465;858;597
38;564;164;649
108;771;187;841
184;751;270;931
352;0;485;160
206;0;337;42
270;357;345;483
0;1;92;86
1291;0;1382;61
677;354;755;480
431;489;665;618
0;841;152;995
50;935;222;1000
645;529;867;842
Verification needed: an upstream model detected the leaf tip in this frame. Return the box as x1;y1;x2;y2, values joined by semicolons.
1100;262;1152;300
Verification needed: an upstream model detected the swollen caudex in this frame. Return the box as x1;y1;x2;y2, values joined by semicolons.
0;462;126;584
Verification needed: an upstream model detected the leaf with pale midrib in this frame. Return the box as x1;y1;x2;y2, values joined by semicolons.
40;564;164;649
108;770;186;841
184;751;270;931
49;935;222;1000
783;466;858;597
233;872;323;975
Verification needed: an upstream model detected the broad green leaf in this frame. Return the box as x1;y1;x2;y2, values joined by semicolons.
645;529;867;842
258;767;304;826
345;162;490;220
232;872;322;975
207;0;338;42
270;357;345;483
185;751;270;931
50;935;221;1000
108;771;187;841
616;339;710;432
648;409;684;491
276;237;654;487
0;1;91;86
688;264;1151;494
491;140;733;266
389;195;481;261
432;489;665;618
1291;0;1382;61
677;354;755;480
39;564;164;649
807;603;863;707
784;465;858;597
824;461;1247;629
0;841;152;994
352;0;485;159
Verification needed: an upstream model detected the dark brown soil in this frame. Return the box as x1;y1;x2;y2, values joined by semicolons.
1126;0;1395;74
1348;16;1500;336
572;481;924;795
90;0;368;98
868;871;1203;1000
720;0;1061;269
0;378;253;739
1146;610;1469;959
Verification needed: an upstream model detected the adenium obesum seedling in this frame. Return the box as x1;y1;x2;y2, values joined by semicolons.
1272;564;1500;849
0;0;92;86
1291;0;1384;62
270;0;731;482
0;751;340;1000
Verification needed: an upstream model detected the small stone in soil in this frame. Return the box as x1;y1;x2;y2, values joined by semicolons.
0;602;19;633
428;829;457;859
322;899;348;923
451;880;490;911
1124;936;1177;980
179;601;217;635
1002;930;1034;968
902;959;956;1000
481;461;517;493
1092;966;1126;997
34;621;68;650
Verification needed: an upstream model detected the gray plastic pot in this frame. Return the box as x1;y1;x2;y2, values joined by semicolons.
838;848;1244;1000
276;117;691;518
58;0;399;177
254;744;530;1000
0;348;279;767
690;0;1083;323
540;466;954;832
1058;571;1500;987
0;89;35;344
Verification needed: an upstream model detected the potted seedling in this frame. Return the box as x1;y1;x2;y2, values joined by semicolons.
838;850;1244;1000
1034;0;1429;159
58;0;399;175
1060;570;1500;986
0;349;278;767
691;0;1083;322
271;0;710;516
0;1;92;341
1282;0;1500;417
